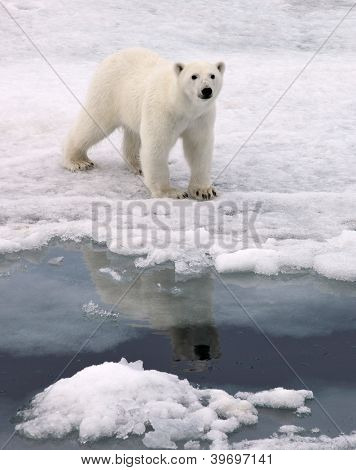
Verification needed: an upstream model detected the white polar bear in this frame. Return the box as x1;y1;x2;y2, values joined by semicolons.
63;48;225;200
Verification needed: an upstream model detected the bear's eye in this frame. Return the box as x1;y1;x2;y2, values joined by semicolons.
210;74;215;79
191;75;198;80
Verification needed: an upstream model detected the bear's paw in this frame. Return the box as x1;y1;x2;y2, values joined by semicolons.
63;159;95;172
189;185;217;201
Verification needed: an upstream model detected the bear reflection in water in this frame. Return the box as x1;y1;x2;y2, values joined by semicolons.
83;247;220;368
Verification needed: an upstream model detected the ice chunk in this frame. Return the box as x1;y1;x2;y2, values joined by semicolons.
184;440;200;450
216;249;280;276
82;301;119;319
143;431;177;450
99;267;121;281
235;388;313;410
233;433;356;450
48;256;64;266
16;358;321;449
156;283;182;296
204;430;229;450
278;425;304;434
16;359;258;448
295;405;311;416
208;390;258;425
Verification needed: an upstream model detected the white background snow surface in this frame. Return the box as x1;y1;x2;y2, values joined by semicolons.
1;0;356;279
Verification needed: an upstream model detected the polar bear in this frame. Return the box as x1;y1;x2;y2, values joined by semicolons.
63;48;225;200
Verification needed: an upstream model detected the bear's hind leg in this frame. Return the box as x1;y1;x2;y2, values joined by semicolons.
63;109;115;172
122;128;142;175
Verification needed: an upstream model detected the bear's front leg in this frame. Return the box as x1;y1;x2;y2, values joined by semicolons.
182;111;217;201
140;135;188;199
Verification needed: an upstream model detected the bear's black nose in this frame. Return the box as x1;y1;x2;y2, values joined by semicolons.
201;87;212;98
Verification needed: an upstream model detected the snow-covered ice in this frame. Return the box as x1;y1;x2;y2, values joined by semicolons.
216;231;356;281
0;0;356;280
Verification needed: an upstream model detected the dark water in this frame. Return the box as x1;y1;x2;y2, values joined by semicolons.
0;242;356;449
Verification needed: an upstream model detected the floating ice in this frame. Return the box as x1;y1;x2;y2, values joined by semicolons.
295;405;311;416
15;359;354;450
233;433;356;450
184;440;201;450
99;267;121;281
47;256;64;266
156;283;182;296
82;301;119;319
16;359;259;448
278;425;304;434
235;388;313;410
14;359;325;449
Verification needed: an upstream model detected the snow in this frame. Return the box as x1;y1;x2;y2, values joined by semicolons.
16;358;258;449
215;230;356;281
184;440;200;450
1;0;356;281
295;405;311;416
235;387;313;410
278;425;304;434
216;249;280;276
233;433;356;450
15;359;356;450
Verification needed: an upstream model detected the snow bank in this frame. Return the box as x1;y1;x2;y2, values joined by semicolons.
16;359;258;449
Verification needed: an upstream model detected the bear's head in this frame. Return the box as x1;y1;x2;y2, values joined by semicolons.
174;60;225;104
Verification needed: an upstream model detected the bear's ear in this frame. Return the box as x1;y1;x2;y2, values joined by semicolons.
216;61;225;74
174;63;185;75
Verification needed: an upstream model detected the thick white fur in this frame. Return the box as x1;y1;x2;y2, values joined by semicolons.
63;48;225;199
